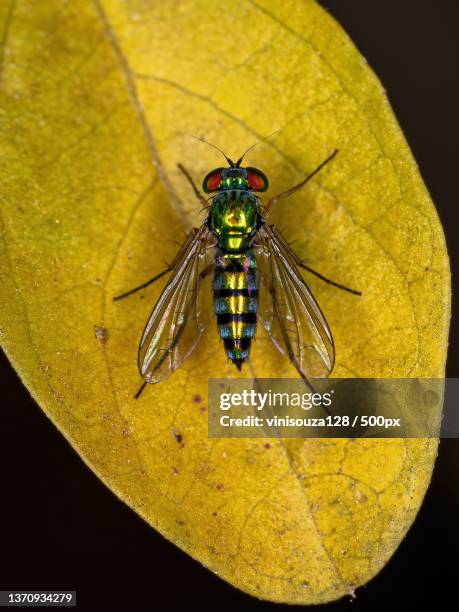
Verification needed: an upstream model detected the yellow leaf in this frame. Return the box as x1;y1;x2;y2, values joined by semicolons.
0;0;450;604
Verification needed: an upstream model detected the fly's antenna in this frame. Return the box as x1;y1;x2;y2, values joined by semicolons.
191;134;234;167
235;129;280;167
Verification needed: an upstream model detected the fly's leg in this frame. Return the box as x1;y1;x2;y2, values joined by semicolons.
297;262;361;296
261;149;360;295
177;163;209;208
135;382;147;399
269;224;362;296
113;268;172;301
284;241;361;295
113;228;201;301
265;149;338;214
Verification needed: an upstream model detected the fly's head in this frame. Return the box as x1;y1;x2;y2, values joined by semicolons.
201;147;269;252
202;166;269;194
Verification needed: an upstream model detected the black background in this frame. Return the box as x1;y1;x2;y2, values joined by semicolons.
1;1;458;610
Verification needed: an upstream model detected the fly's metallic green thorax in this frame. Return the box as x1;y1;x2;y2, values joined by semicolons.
209;189;259;253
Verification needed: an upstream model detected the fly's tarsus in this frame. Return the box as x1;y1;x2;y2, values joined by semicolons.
113;267;171;301
265;149;338;214
134;381;147;399
298;263;362;296
178;163;207;206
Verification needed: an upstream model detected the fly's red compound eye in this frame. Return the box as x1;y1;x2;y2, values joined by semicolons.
203;168;223;193
246;167;269;192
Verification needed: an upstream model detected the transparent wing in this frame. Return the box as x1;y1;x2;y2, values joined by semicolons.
138;225;215;384
255;223;335;378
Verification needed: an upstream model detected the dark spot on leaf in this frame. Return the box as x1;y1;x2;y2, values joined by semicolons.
94;325;108;343
193;394;202;403
172;466;179;475
172;429;183;445
264;442;271;449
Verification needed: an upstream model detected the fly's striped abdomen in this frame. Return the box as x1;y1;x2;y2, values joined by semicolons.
214;251;258;370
